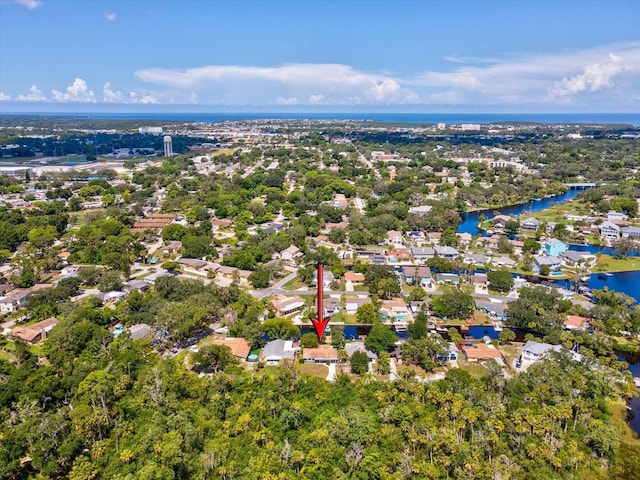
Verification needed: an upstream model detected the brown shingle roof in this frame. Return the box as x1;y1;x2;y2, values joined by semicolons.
211;338;251;359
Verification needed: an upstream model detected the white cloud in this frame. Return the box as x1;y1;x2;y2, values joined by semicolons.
275;96;299;105
308;94;325;105
550;54;625;97
103;12;116;21
12;0;42;10
16;85;46;101
103;82;123;102
135;62;419;105
0;92;10;101
51;78;96;103
409;42;640;106
129;91;159;104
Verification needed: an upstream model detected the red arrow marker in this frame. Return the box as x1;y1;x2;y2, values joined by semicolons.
310;263;330;342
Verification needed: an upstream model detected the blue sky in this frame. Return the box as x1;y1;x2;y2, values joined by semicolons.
1;0;639;112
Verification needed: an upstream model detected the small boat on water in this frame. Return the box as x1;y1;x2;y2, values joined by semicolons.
435;326;448;333
598;272;613;279
580;275;590;282
493;321;504;332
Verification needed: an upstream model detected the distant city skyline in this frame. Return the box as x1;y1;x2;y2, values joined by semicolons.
1;0;639;113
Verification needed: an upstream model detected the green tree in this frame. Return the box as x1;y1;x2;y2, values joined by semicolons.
300;332;320;348
350;351;370;375
488;269;514;292
356;303;379;324
262;318;299;339
408;311;429;339
364;322;397;354
430;291;474;319
97;270;123;292
249;265;271;288
498;328;516;344
192;344;237;373
182;235;214;259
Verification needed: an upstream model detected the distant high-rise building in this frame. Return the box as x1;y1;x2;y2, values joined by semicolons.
163;136;173;157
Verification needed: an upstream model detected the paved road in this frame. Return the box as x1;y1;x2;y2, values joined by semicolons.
326;363;337;382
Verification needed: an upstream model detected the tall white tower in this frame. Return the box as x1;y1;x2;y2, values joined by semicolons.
163;135;173;157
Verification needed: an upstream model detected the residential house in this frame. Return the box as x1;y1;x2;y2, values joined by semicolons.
533;255;562;273
101;291;127;303
564;315;588;331
491;256;517;268
559;250;597;268
386;249;411;263
411;247;435;263
475;300;508;320
280;245;302;263
470;273;488;289
303;344;339;364
492;215;512;228
212;338;252;360
345;296;371;315
386;230;404;247
434;273;460;284
261;339;297;365
621;226;640;240
211;219;233;231
542;238;568;257
313;270;335;287
402;266;432;285
273;296;306;317
434;246;459;260
343;271;365;284
10;317;57;344
427;232;442;245
464;253;488;267
124;280;149;293
0;289;30;313
599;221;620;240
462;343;503;363
162;241;182;254
457;232;473;248
437;342;459;362
129;323;152;340
521;217;541;232
408;205;432;215
380;297;411;322
143;271;174;285
344;342;378;361
607;211;629;222
521;341;582;363
406;231;426;244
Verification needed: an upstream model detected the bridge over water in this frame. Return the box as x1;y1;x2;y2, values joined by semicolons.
564;183;598;188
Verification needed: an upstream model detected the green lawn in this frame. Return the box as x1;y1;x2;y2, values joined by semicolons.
458;361;489;378
283;276;305;290
295;363;328;378
595;254;640;273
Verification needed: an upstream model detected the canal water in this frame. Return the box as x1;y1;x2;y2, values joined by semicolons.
457;189;584;236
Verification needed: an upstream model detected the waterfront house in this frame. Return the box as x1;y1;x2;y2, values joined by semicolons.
303;344;339;364
434;273;460;285
462;343;503;363
457;232;473;248
533;256;562;273
411;247;435;263
522;341;582;364
599;221;620;240
344;342;377;361
621;226;640;240
521;217;541;232
607;211;629;222
434;246;459;260
542;238;568;257
475;300;508;320
559;250;597;268
564;315;588;331
261;339;297;365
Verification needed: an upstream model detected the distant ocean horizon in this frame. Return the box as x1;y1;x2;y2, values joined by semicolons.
1;111;640;126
